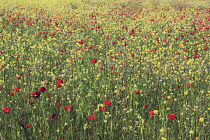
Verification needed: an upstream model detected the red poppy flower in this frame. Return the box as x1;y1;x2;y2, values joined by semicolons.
194;54;200;58
17;77;21;80
204;47;209;51
39;87;46;92
174;85;180;89
29;100;35;106
44;35;49;38
31;91;41;98
96;25;102;30
100;107;106;111
10;92;14;96
50;113;57;119
88;114;96;120
76;40;84;44
183;49;188;52
48;94;52;97
112;42;117;45
56;83;62;88
168;114;176;119
111;66;115;69
104;99;112;106
149;110;155;116
49;32;56;36
14;87;20;92
186;84;192;87
135;91;140;94
123;43;128;46
25;124;32;128
56;78;64;88
2;107;10;113
91;59;97;63
129;31;135;36
99;66;103;69
89;46;93;49
57;78;64;84
144;104;149;108
55;103;62;108
69;59;74;62
65;106;73;111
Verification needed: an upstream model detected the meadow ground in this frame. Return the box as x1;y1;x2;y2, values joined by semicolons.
0;0;209;139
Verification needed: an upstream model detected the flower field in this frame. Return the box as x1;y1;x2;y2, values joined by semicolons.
0;0;209;139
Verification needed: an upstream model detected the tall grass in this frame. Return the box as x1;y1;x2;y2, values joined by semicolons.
0;0;209;139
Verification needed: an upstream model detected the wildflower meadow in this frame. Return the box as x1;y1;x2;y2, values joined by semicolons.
0;0;209;139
